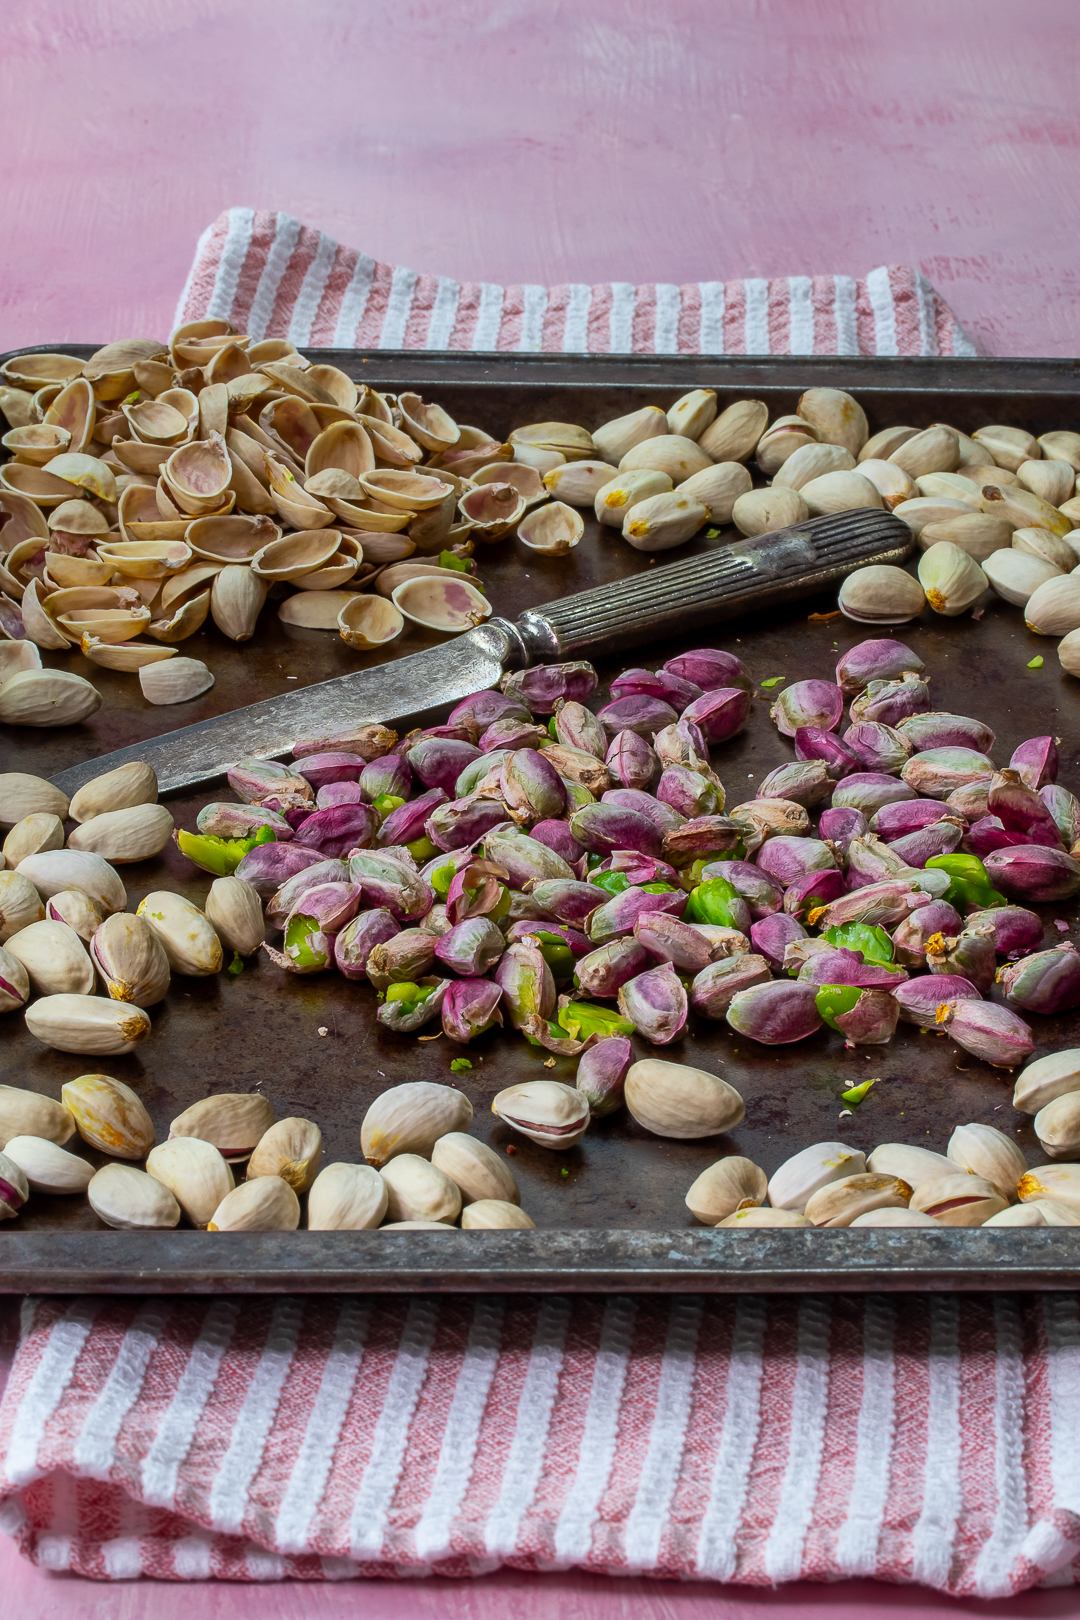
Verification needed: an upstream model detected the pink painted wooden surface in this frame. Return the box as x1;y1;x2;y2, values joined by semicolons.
1;0;1078;356
3;0;1080;1609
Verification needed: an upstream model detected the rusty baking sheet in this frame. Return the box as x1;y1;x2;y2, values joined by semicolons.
2;349;1080;1292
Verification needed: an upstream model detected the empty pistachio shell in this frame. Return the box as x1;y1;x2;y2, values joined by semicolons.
623;1058;744;1140
61;1072;154;1157
491;1079;589;1149
731;486;808;537
247;1116;322;1192
685;1155;767;1223
804;1172;912;1227
380;1153;461;1224
169;1092;275;1162
517;501;584;555
28;994;150;1055
307;1162;389;1230
5;918;95;996
917;543;987;616
768;1142;867;1212
910;1172;1007;1226
88;1163;181;1230
208;1176;301;1232
146;1136;235;1227
361;1081;474;1166
837;565;926;624
4;1134;93;1194
431;1130;519;1205
139;658;215;705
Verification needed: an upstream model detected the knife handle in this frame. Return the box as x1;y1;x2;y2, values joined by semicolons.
513;508;912;664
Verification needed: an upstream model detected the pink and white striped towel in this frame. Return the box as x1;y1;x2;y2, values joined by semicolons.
0;212;1001;1592
3;1292;1080;1595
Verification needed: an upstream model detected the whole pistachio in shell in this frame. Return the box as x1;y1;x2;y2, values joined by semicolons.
685;1155;767;1224
917;543;988;616
26;993;151;1056
889;425;960;478
460;1200;536;1229
803;1172;912;1227
4;1135;93;1195
361;1080;474;1167
731;486;808;537
0;1083;75;1148
2;812;64;867
90;912;171;1004
997;944;1080;1015
1013;1050;1080;1115
431;1131;520;1205
866;1142;954;1186
207;1176;300;1232
146;1137;234;1228
5;918;95;997
308;1162;389;1230
169;1092;275;1162
17;848;126;916
136;890;223;976
88;1163;181;1230
753;415;817;476
699;399;769;464
62;1072;154;1158
909;1172;1006;1227
717;1207;811;1228
492;1079;589;1149
947;1122;1027;1200
247;1116;322;1192
624;1057;744;1140
590;406;667;466
205;875;265;957
767;1142;866;1212
837;565;925;625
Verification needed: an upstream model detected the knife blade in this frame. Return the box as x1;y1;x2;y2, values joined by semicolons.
49;507;912;799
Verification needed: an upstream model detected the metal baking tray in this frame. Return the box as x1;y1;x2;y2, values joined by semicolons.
3;347;1080;1292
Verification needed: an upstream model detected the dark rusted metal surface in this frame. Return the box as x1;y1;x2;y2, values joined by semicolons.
2;350;1079;1290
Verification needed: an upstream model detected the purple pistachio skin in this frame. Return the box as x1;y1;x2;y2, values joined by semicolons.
656;765;720;818
617;962;688;1044
294;750;368;790
448;689;531;736
664;647;752;692
316;781;368;811
505;919;591;958
633;912;714;972
888;818;965;868
796;947;906;990
725;980;823;1044
377;978;450;1033
750;912;806;970
355;754;411;805
869;799;953;843
781;867;847;920
366;928;438;990
681;686;753;744
809;880;932;932
757;759;835;808
530;819;585;864
1010;736;1059;790
570;802;662;858
964;906;1043;957
663;815;749;866
501;749;567;825
818;807;869;857
605;729;658;791
927;926;997;995
755;836;838;887
835;989;901;1046
554;701;608;760
988;771;1064;847
849;673;933;727
936;999;1034;1068
596;694;680;741
424;795;509;852
375;788;447;848
690;954;773;1018
483;829;574;887
840;834;910;891
419;723;479;744
998;945;1080;1015
963;816;1028;858
829;773;918;818
602;789;685;836
794;727;860;777
609;667;702;711
266;860;349;928
494;942;556;1027
291;726;396;762
530;879;608;927
444;860;508;924
841;722;912;775
506;891;550;923
575;1035;634;1116
196;802;294;841
1040;785;1080;849
576;936;652;997
835;638;925;696
282;881;361;935
770;679;845;738
406;737;482;797
588;885;687;944
455;751;510;798
901;748;995;800
502;661;599;714
891;901;964;966
283;805;314;832
706;859;783;918
654;717;712;770
434;917;507;978
598;852;680;885
442;977;505;1043
984;846;1080;904
347;852;435;921
234;841;326;899
892;973;981;1025
290;802;379;858
783;936;835;974
479;717;550;753
897;711;997;755
228;758;313;805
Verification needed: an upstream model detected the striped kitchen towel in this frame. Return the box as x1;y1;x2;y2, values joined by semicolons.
173;207;976;357
1;1291;1079;1594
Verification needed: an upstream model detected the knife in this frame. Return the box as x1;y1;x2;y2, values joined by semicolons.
50;508;912;799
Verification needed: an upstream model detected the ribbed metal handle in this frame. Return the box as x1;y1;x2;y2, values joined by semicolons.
515;509;912;663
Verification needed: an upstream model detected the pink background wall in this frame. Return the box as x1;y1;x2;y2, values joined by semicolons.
2;0;1080;1611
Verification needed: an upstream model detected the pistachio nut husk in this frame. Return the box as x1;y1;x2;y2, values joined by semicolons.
17;848;126;915
136;890;223;976
379;1153;462;1224
690;953;772;1018
983;845;1080;903
492;1079;589;1148
946;1122;1027;1200
889;901;963;966
623;1057;744;1140
207;1176;300;1232
569;802;661;859
828;773;917;818
889;817;965;869
803;1172;912;1227
88;1163;181;1230
365;928;437;990
935;998;1034;1067
866;1142;954;1185
964;905;1042;956
2;812;64;867
634;910;716;970
725;979;823;1044
749;913;806;971
767;1142;867;1212
169;1092;275;1162
27;994;150;1055
500;661;598;714
617;962;688;1044
145;1136;234;1227
664;648;751;695
500;749;566;826
431;1131;520;1206
755;835;838;888
1013;1050;1080;1114
4;1134;92;1194
685;1155;767;1224
680;687;752;744
910;1172;1006;1227
361;1080;473;1167
361;754;414;802
754;763;834;811
460;1199;536;1229
835;638;925;696
990;769;1066;845
794;728;859;778
605;729;658;791
892;972;979;1024
5;918;95;996
818;807;869;855
307;1162;389;1230
196;800;294;841
442;976;504;1043
1017;1165;1080;1212
0;1083;74;1148
482;831;573;891
266;859;348;928
823;986;900;1046
434;916;505;978
573;1034;634;1117
247;1116;322;1192
226;756;313;808
849;673;932;728
448;689;530;736
407;737;481;797
230;841;324;899
1008;736;1058;794
574;936;649;998
653;717;714;774
716;1207;812;1228
897;712;997;755
998;944;1080;1015
61;1072;154;1157
348;850;437;920
88;912;171;1004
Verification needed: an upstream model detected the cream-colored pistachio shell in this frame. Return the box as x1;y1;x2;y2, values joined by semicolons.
5;918;95;996
589;406;668;465
4;1134;91;1193
517;502;584;555
392;574;491;632
799;470;883;517
618;434;712;484
982;549;1062;607
0;643;42;683
68;761;156;824
731;486;808;538
146;1137;234;1227
45;888;104;943
460;1199;535;1229
0;667;102;726
1036;431;1080;471
0;943;29;1012
90;911;170;1004
917;512;1013;561
1025;574;1080;636
3;423;71;464
18;848;125;914
849;1207;940;1228
247;1116;322;1192
0;1084;75;1147
0;386;35;429
716;1206;811;1228
357;413;427;469
797;388;868;457
396;393;458;452
866;1143;953;1184
803;1171;912;1227
1060;628;1080;678
251;530;340;583
89;1163;181;1229
889;426;960;478
837;563;925;624
305;420;375;482
1017;1164;1080;1211
187;513;279;564
1012;524;1077;573
43;377;96;455
624;1059;745;1140
983;1202;1047;1227
666;389;717;440
593;469;673;528
140;656;214;704
491;1079;589;1150
542;461;619;507
42;452;116;502
910;1172;1007;1226
700;399;770;464
45;554;114;590
359;470;453;512
980;480;1071;537
211;565;266;640
622;491;709;550
67;803;173;863
972;424;1040;471
147;589;211;643
55;601;152;645
677;461;752;523
768;1142;867;1212
308;1162;389;1230
914;471;982;505
280;589;362;629
28;994;150;1056
1013;1051;1080;1114
471;462;544;507
3;812;64;866
1013;458;1074;507
773;442;856;491
1033;1092;1080;1160
0;772;68;827
507;422;594;461
917;542;988;616
13;579;71;654
169;1092;274;1161
264;456;335;531
0;871;45;942
510;442;566;474
685;1155;767;1224
162;434;232;516
457;483;526;540
361;1082;474;1167
337;593;404;649
859;426;918;462
204;876;265;957
381;1219;457;1230
136;890;222;976
208;1176;300;1232
1016;1197;1080;1227
894;496;982;538
380;1153;461;1224
431;1131;519;1206
0;461;78;505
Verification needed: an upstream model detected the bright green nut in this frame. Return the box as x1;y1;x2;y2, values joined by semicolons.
430;860;457;897
684;878;742;927
558;1002;634;1041
815;983;863;1031
406;835;439;862
374;794;406;818
176;829;256;876
590;871;631;898
824;922;896;965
